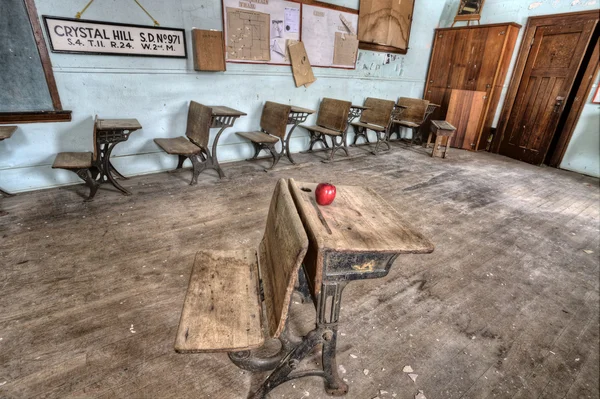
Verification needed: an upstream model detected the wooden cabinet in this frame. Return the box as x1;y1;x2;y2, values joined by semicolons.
424;23;521;150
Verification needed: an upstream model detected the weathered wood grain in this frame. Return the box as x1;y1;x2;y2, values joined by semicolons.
174;249;263;352
259;178;308;338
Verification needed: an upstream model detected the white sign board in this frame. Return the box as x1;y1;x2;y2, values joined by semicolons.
42;16;187;58
301;4;358;68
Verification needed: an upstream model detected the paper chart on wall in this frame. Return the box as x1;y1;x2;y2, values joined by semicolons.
301;4;359;68
222;0;301;65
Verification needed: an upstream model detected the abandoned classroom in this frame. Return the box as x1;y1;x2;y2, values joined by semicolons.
1;0;599;398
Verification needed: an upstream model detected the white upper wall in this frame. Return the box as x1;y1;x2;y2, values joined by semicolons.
1;0;598;192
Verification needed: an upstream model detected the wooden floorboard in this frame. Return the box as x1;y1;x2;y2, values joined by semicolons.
1;146;598;399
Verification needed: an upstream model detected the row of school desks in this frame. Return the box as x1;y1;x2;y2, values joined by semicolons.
0;103;372;206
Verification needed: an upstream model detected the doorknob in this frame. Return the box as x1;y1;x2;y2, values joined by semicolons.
553;96;565;113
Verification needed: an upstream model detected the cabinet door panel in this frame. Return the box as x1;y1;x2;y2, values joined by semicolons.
462;28;489;91
476;26;507;92
427;30;457;88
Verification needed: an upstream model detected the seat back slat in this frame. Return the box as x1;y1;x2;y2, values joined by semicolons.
186;101;213;149
260;102;291;139
397;97;430;124
360;98;395;127
316;98;352;132
260;179;309;338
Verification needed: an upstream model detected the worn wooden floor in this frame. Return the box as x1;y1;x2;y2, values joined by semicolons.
1;143;599;399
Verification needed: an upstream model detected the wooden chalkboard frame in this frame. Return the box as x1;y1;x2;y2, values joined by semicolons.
0;0;71;124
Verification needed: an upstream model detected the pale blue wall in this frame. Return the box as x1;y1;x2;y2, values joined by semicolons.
560;74;600;178
1;0;598;192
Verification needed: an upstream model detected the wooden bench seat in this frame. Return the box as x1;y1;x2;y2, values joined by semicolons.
175;178;308;354
392;120;419;127
300;124;343;136
52;152;93;169
175;249;263;352
350;121;385;131
237;131;279;144
154;136;203;156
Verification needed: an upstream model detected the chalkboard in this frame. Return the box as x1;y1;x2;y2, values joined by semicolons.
0;0;54;112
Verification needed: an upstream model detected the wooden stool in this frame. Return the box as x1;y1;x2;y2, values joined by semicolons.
427;120;456;158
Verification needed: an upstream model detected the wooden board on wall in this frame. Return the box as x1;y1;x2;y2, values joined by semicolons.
358;0;414;52
446;89;486;150
192;29;226;71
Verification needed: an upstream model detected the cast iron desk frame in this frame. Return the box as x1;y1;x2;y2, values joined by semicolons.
284;106;316;164
229;179;434;398
303;105;368;161
0;126;17;198
351;104;407;153
94;119;142;196
204;106;247;179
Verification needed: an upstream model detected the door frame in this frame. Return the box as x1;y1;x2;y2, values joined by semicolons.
490;10;599;161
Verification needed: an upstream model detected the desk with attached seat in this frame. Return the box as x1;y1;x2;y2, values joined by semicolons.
155;103;246;183
175;178;434;398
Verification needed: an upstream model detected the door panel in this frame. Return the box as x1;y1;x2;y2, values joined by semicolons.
499;20;596;164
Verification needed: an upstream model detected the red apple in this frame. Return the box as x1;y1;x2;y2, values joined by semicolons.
315;183;336;206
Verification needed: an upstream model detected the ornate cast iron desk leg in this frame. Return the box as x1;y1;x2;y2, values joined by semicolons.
236;281;349;399
203;115;239;179
96;130;132;196
284;111;310;164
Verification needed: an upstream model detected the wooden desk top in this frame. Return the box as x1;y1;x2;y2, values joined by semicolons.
0;126;17;140
289;179;434;254
290;105;316;114
96;119;142;131
208;106;247;117
431;120;456;131
350;105;369;110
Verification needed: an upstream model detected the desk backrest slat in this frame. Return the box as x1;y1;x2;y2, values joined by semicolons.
260;102;291;139
397;97;430;124
316;98;352;132
260;179;309;338
186;101;213;149
360;98;395;127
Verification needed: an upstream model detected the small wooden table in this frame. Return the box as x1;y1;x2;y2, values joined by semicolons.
205;106;247;178
427;120;456;158
95;118;142;195
285;106;316;164
0;126;17;198
287;179;434;395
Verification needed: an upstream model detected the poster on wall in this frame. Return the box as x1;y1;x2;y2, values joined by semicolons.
42;16;187;58
221;0;301;65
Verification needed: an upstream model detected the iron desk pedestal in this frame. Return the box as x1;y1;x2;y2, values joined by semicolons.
95;118;142;196
205;106;247;178
285;106;316;164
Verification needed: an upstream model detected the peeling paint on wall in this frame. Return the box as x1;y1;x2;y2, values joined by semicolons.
529;2;543;9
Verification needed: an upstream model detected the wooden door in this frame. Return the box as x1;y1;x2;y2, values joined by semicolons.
499;20;596;164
